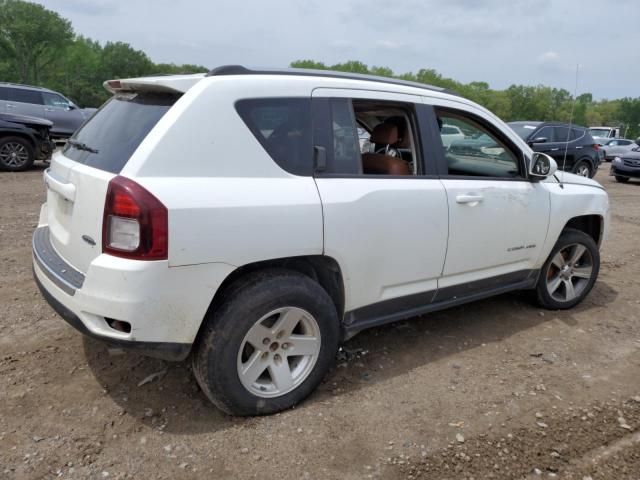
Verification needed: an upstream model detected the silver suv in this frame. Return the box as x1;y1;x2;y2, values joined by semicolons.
0;83;96;139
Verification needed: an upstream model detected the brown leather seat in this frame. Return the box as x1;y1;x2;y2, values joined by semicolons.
362;153;411;175
362;123;411;175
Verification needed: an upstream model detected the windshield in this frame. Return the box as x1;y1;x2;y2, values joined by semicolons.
589;128;611;138
63;92;180;173
508;123;539;140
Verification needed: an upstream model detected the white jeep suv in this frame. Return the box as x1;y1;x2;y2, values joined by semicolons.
33;66;610;415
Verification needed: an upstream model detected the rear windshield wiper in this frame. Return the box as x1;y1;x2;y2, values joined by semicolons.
67;139;99;154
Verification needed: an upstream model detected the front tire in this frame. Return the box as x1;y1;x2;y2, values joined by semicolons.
615;175;629;183
0;136;35;172
536;229;600;310
192;269;340;416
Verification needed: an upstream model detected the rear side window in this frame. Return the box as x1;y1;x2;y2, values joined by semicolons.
63;93;179;174
235;98;312;176
8;88;43;105
554;126;570;142
0;87;7;101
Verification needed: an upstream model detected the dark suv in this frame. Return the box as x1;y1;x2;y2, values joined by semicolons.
508;122;601;178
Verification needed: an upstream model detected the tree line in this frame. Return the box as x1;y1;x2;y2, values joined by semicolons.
0;1;638;139
0;0;208;107
292;60;640;140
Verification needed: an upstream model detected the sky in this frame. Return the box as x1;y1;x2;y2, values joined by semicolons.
39;0;639;100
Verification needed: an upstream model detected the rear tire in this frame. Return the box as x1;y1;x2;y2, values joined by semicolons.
573;160;592;178
0;136;34;172
536;229;599;310
192;269;340;416
615;175;629;183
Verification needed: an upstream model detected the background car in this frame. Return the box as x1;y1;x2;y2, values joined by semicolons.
600;138;638;161
440;124;465;147
610;147;640;183
508;121;601;178
0;112;54;171
0;83;96;140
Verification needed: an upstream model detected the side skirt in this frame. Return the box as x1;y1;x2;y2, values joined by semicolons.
342;269;539;340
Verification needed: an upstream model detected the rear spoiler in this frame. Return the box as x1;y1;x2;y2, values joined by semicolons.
103;74;206;94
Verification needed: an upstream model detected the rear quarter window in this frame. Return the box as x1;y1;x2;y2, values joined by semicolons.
235;98;312;176
8;88;43;105
63;92;179;174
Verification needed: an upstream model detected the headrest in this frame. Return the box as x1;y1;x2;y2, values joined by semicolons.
370;123;398;145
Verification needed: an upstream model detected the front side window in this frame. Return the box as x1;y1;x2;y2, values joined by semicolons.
437;110;520;178
534;126;555;143
43;92;70;108
236;98;312;176
0;87;8;101
8;88;43;105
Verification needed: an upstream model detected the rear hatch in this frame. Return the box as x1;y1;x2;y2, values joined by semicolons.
45;91;180;273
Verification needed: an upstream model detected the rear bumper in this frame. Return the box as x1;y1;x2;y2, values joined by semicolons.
34;271;191;361
32;225;236;361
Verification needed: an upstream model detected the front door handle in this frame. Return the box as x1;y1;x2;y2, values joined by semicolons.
550;148;560;151
456;194;484;204
6;104;15;108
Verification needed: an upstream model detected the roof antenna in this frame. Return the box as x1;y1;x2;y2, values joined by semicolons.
559;64;580;188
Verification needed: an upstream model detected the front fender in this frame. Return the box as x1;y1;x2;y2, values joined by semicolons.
535;182;609;268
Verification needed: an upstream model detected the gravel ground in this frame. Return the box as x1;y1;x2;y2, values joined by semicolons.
1;164;639;479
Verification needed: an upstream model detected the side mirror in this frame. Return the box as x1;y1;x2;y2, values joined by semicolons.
529;152;557;179
67;103;77;110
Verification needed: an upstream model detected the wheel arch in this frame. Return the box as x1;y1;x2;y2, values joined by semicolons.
194;255;346;346
0;131;37;149
563;214;604;247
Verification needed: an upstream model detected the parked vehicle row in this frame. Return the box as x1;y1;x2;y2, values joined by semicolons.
0;83;96;140
33;66;610;415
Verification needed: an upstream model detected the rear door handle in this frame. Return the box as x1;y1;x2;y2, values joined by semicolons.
6;104;15;108
44;168;76;202
456;194;484;204
550;148;560;151
575;146;583;149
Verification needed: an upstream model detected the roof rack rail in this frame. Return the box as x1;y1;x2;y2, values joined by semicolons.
205;65;457;96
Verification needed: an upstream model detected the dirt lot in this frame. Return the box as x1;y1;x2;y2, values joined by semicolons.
1;165;639;480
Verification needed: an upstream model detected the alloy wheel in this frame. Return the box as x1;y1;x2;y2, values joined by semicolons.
576;164;591;177
236;307;321;398
0;142;29;168
545;243;594;302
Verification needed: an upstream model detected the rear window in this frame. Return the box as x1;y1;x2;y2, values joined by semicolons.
235;98;312;176
63;92;179;173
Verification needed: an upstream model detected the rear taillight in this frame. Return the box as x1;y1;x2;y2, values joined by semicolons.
102;176;168;260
